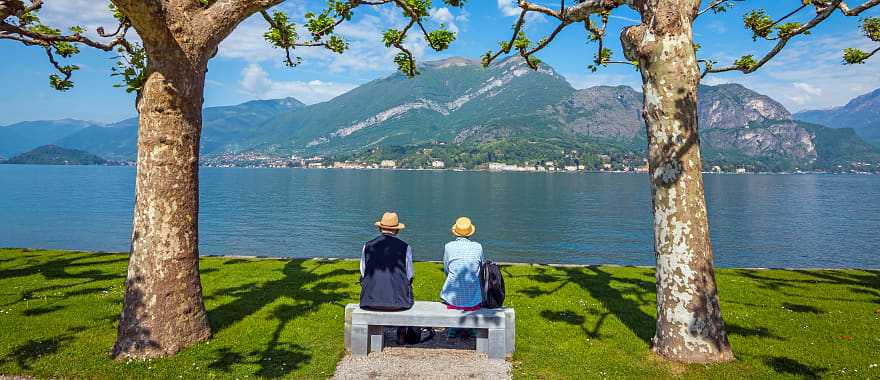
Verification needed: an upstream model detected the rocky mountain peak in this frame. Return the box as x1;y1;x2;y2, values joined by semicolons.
698;83;791;130
422;56;481;68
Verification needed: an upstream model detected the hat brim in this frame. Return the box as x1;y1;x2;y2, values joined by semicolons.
451;225;475;237
375;222;405;230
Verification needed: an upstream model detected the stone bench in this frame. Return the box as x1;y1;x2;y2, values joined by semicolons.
344;301;515;359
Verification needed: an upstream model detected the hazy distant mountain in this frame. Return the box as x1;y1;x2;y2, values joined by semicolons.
55;97;305;159
2;57;878;171
3;144;107;165
0;119;99;158
794;88;880;146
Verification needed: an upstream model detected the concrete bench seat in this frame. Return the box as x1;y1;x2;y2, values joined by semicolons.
344;301;515;359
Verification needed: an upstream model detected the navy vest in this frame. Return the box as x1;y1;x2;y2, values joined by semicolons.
360;234;414;310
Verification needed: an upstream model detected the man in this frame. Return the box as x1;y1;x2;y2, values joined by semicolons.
359;211;414;311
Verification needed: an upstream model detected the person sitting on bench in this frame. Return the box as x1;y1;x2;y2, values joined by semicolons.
359;211;414;311
441;217;484;338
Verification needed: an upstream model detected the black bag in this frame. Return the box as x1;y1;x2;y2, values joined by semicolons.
480;260;505;308
396;326;436;345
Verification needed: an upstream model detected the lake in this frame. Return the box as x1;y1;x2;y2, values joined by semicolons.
0;165;878;268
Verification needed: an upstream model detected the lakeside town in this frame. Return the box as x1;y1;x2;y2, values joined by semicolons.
197;151;879;174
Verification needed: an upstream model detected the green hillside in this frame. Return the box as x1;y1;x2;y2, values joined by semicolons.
3;145;108;165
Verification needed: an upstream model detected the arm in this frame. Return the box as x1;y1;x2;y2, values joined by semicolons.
406;246;414;281
360;244;365;279
443;245;449;275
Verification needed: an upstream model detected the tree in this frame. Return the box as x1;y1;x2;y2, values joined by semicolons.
0;0;462;358
482;0;878;363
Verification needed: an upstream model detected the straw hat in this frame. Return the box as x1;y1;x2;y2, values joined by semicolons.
451;217;475;237
375;212;405;230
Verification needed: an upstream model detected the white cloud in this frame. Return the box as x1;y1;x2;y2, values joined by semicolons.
564;72;642;91
793;82;822;96
39;1;117;34
219;6;442;77
700;31;880;111
497;0;521;17
431;7;468;34
238;63;357;104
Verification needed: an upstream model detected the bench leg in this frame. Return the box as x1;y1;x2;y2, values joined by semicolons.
505;309;516;357
351;324;369;357
487;328;505;359
476;329;489;353
344;305;354;352
369;325;384;353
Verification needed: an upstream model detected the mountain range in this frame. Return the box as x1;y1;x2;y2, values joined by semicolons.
1;56;878;171
794;88;880;147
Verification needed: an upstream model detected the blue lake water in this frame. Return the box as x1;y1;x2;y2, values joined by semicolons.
0;165;878;268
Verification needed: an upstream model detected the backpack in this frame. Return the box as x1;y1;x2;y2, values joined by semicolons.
396;326;436;345
480;260;505;308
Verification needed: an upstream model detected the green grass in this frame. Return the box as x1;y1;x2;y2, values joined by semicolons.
0;249;878;379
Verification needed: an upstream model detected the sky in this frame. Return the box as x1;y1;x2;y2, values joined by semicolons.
0;0;878;125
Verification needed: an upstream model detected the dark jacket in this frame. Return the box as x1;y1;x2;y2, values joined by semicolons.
359;234;414;310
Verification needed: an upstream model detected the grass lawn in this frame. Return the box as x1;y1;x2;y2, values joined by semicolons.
0;248;878;379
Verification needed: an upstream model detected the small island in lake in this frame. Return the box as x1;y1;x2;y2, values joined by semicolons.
2;144;109;165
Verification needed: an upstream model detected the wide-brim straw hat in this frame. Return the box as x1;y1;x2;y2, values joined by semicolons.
375;212;405;230
451;217;475;237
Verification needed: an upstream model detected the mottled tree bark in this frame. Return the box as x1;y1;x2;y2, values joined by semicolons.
107;0;233;359
111;43;211;358
622;0;734;363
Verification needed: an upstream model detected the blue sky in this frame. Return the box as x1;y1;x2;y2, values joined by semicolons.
1;0;878;125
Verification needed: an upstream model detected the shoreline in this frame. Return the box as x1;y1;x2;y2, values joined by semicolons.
4;248;876;271
2;163;878;175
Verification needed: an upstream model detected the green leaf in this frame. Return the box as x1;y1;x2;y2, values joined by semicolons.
426;28;455;51
49;74;74;91
514;31;530;50
843;47;869;64
383;29;403;48
393;52;418;77
743;9;773;40
734;54;757;71
775;22;803;39
862;17;880;42
326;35;348;54
110;43;147;93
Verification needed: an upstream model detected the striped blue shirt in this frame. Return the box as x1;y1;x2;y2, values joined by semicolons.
440;237;484;308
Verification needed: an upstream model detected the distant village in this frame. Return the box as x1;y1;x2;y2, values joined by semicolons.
200;152;783;174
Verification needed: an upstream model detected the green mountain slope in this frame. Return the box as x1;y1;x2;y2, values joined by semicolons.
255;56;576;155
1;57;877;171
3;144;108;165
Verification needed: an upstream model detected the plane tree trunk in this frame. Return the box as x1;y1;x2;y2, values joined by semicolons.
622;0;735;363
111;40;212;358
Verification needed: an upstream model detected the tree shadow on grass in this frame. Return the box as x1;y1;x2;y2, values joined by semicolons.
0;326;86;370
734;269;879;292
0;253;126;310
725;324;784;340
22;304;64;317
205;259;357;377
763;356;827;380
519;266;655;343
780;302;824;314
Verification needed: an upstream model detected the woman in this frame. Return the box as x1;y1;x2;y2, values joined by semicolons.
440;217;484;338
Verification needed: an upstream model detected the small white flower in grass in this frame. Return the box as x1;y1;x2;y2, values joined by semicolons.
869;364;878;368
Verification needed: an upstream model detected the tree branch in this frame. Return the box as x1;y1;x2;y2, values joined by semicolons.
838;0;880;15
703;0;842;76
